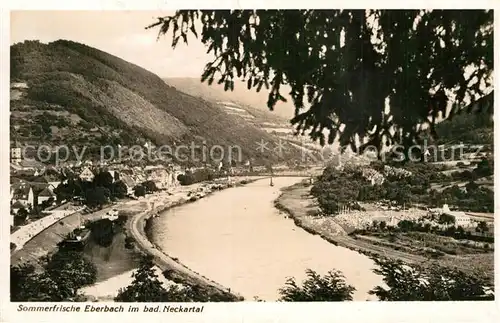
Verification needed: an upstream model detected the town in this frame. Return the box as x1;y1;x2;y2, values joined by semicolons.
10;143;295;247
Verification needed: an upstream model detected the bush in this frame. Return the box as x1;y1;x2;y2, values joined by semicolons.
134;185;146;197
142;180;158;193
11;249;98;301
124;236;135;249
370;258;493;300
278;269;355;301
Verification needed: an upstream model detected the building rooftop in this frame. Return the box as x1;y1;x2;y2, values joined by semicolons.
12;200;27;209
38;187;55;197
444;211;468;218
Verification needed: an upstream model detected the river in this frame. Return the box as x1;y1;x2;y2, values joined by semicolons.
150;177;383;301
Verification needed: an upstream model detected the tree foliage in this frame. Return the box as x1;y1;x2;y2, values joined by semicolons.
45;250;98;294
14;208;29;226
93;171;114;190
278;269;355;301
85;186;110;207
369;258;493;301
115;255;238;302
311;166;364;214
475;156;494;177
438;213;455;225
134;185;146;197
149;10;493;152
113;180;128;199
115;255;169;302
312;161;494;214
142;180;158;193
11;250;97;301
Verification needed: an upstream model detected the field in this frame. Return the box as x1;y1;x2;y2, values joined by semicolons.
276;181;495;284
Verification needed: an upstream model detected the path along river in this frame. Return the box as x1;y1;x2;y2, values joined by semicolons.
150;177;384;301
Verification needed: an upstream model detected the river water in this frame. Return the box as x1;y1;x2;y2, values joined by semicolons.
151;177;383;301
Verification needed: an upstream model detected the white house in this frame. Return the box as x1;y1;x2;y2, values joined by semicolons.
79;166;95;182
108;170;118;182
121;174;136;194
447;211;472;227
442;204;473;227
11;147;22;164
11;184;34;208
146;168;169;189
11;82;29;89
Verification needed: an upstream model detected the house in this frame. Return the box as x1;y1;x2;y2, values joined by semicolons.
11;82;28;89
31;174;61;191
11;200;28;214
383;165;412;178
446;211;472;227
18;159;45;171
120;168;134;176
121;174;136;194
79;166;95;182
371;215;402;227
11;147;22;164
37;188;56;205
12;184;34;208
362;168;385;186
442;204;473;227
108;170;119;182
145;166;173;189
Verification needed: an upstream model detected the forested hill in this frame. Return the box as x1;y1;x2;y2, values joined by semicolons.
10;40;303;165
434;92;493;148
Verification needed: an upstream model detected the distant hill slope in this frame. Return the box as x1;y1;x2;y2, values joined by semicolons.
164;77;324;157
164;77;296;120
434;92;493;148
10;40;305;165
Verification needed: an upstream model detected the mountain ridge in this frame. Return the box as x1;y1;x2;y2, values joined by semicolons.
10;39;305;166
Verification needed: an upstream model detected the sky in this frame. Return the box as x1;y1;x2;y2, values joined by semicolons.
10;11;213;78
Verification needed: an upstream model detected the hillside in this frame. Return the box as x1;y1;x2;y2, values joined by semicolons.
434;92;494;149
10;40;305;165
164;77;324;158
164;77;296;120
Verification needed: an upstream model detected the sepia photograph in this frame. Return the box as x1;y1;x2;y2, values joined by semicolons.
7;7;495;309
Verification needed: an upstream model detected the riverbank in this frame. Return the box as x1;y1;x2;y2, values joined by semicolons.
11;178;262;301
11;203;124;269
148;177;384;301
123;177;266;301
274;180;429;263
11;207;84;251
275;180;494;283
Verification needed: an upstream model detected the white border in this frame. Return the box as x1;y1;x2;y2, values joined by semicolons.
3;0;500;10
1;1;500;323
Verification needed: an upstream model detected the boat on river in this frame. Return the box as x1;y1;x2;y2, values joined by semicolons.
59;225;91;250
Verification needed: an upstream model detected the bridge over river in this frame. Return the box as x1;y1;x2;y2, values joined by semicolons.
230;166;324;178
